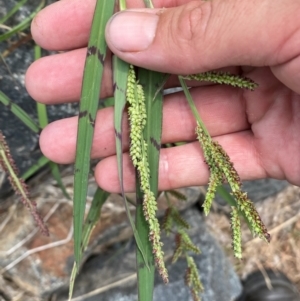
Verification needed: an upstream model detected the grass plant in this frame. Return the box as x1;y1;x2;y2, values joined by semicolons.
0;0;70;234
0;1;270;301
70;0;269;300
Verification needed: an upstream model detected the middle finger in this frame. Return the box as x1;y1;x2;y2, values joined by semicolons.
39;84;249;163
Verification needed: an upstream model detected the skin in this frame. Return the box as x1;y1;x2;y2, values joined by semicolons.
25;0;300;193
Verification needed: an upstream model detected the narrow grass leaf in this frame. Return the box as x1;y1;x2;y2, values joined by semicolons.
153;74;170;101
0;0;28;24
216;185;238;207
21;155;50;180
34;45;49;129
113;56;149;268
113;56;129;196
73;0;114;267
48;162;71;200
98;97;115;109
34;44;69;199
0;0;45;42
136;182;155;301
217;185;267;238
69;187;110;300
0;90;40;133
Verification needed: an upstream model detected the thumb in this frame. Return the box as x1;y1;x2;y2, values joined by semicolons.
105;0;300;74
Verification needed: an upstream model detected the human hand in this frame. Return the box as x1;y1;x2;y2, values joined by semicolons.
26;0;300;192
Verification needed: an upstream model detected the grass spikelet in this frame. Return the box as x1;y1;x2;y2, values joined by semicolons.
230;206;242;259
127;65;168;283
195;123;270;245
181;71;258;90
0;131;48;235
185;255;203;301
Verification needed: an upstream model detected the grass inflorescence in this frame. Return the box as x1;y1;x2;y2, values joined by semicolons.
127;65;168;283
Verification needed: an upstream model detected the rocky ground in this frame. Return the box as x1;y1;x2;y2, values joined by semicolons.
0;168;299;301
0;168;240;301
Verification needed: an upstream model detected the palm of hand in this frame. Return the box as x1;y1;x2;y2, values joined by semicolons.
239;66;300;186
32;64;300;192
86;66;299;192
25;0;300;192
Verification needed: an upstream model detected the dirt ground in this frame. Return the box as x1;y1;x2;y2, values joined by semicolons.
1;170;299;299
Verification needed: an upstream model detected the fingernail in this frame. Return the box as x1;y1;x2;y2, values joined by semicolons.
106;11;159;52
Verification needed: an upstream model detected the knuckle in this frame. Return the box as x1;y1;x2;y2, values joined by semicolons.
176;1;213;44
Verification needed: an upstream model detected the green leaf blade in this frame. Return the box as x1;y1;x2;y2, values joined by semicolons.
0;90;40;133
69;187;109;300
113;58;150;269
0;0;45;42
73;0;114;267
